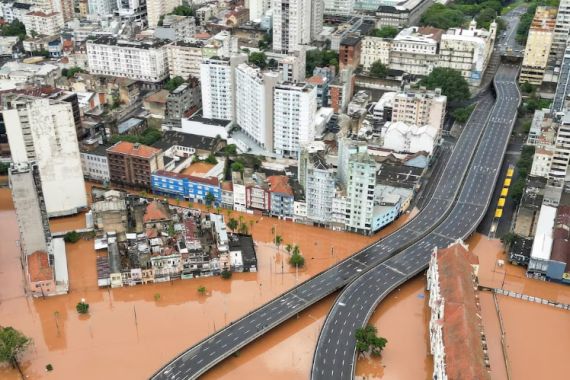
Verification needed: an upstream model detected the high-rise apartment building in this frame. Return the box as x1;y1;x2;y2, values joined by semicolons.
311;0;324;40
520;7;557;85
116;0;148;26
392;88;447;131
390;26;442;76
552;45;570;113
88;0;117;16
86;37;169;82
247;0;271;21
23;11;64;37
552;0;570;61
3;95;87;217
235;63;279;150
272;0;311;53
361;36;391;71
346;151;376;234
8;162;51;257
323;0;354;16
167;41;204;79
298;142;336;224
549;113;570;187
273;82;317;157
146;0;181;28
155;15;196;42
200;55;247;121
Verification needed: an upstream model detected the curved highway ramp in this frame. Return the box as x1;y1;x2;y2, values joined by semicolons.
310;64;521;380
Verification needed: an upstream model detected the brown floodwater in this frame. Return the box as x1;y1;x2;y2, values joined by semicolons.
2;185;569;380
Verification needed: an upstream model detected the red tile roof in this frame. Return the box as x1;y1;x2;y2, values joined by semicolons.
154;170;220;187
107;141;161;159
221;181;233;192
306;75;327;85
436;243;490;380
267;175;293;196
27;251;54;283
144;200;171;223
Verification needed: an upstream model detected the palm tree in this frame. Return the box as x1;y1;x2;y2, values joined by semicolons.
249;219;254;234
227;218;238;233
275;235;283;252
285;243;293;256
292;244;300;256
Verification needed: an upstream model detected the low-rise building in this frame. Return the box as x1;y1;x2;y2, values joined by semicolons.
426;241;490;380
267;175;294;219
390;26;442;76
155;15;197;42
339;35;362;71
80;144;111;182
151;170;222;205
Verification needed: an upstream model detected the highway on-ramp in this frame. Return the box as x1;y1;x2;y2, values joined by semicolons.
310;64;521;380
150;83;497;379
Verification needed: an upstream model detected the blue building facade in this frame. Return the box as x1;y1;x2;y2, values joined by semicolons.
269;192;294;219
151;171;222;205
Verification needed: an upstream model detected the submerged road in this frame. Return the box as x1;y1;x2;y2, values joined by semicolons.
311;64;521;380
150;75;498;379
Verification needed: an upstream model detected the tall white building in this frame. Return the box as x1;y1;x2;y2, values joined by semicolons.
116;0;148;26
273;82;317;157
167;42;204;79
146;0;181;28
86;37;169;82
552;0;570;61
247;0;271;21
311;0;324;40
4;95;87;217
235;63;279;150
272;0;311;53
346;151;376;234
549;113;570;187
298;142;336;224
323;0;354;16
200;55;247;121
88;0;117;16
23;11;64;37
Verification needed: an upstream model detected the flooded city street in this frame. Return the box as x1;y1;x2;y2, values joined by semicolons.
1;186;569;380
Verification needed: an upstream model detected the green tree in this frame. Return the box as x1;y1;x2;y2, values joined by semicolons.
275;235;283;253
221;269;232;279
205;154;218;164
76;301;89;314
172;4;193;16
451;105;475;124
285;243;293;255
231;162;244;173
164;76;185;91
0;162;9;175
289;252;305;267
370;26;399;38
197;286;206;295
224;144;237;156
355;325;387;356
520;81;534;94
500;232;517;248
419;67;470;102
369;60;388;79
0;327;31;372
306;49;339;75
227;218;238;232
420;4;465;29
248;52;267;69
205;192;216;207
63;66;85;79
0;20;26;40
64;230;81;243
